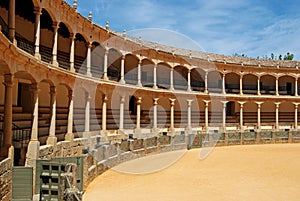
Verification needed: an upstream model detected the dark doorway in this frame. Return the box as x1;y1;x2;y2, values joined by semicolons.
226;101;235;116
17;83;32;112
286;82;292;95
129;96;136;115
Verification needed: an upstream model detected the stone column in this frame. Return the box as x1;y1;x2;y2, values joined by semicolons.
137;60;142;87
239;74;243;95
204;71;208;94
256;102;263;132
69;33;76;72
34;7;42;59
136;97;142;129
275;102;281;130
169;98;176;130
120;55;126;84
153;63;158;89
84;93;91;132
153;98;159;130
119;95;125;130
47;86;57;146
2;74;13;155
169;68;174;90
238;101;245;132
295;78;298;96
294;103;299;130
52;22;59;66
222;73;226;94
187;99;193;131
65;90;74;141
101;95;108;133
257;76;261;95
221;101;229;131
8;0;15;43
30;85;39;141
276;77;279;96
187;69;191;92
103;49;109;80
86;43;92;76
204;100;210;130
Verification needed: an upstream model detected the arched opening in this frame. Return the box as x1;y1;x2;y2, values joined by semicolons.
191;68;205;92
174;66;188;91
207;71;222;93
57;22;71;70
141;59;154;88
157;63;171;89
73;87;87;134
225;73;239;94
74;33;88;74
279;76;295;96
261;101;275;128
91;42;105;78
40;9;54;63
243;102;257;128
226;101;237;125
260;75;276;95
107;48;121;81
279;102;294;128
124;54;139;85
243;74;258;94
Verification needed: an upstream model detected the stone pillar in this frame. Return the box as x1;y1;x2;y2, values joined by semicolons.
256;102;263;132
34;7;42;59
187;99;193;131
275;102;281;130
2;74;13;155
239;74;243;95
47;86;57;146
238;102;245;132
221;101;228;131
187;69;191;92
65;90;74;141
222;73;226;94
119;95;125;130
120;55;126;84
153;64;158;89
8;0;15;43
103;49;109;80
136;97;142;129
169;98;176;130
294;103;299;130
86;43;92;76
169;68;174;90
137;60;142;87
153;98;159;130
52;22;59;66
30;85;39;141
69;33;76;72
84;93;91;132
204;71;208;94
204;100;210;130
295;78;298;96
257;76;261;95
276;77;279;96
101;95;108;132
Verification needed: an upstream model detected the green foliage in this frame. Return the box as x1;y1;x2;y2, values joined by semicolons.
234;52;295;60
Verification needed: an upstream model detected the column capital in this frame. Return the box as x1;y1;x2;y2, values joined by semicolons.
3;74;13;87
187;99;194;106
221;101;229;107
34;7;42;15
169;98;176;106
68;89;74;98
120;95;125;103
137;97;142;105
86;42;93;49
50;86;56;95
103;95;108;102
274;102;281;106
293;102;300;107
203;100;210;105
52;22;59;30
255;101;264;105
153;98;159;105
122;55;126;60
238;101;246;108
70;33;76;40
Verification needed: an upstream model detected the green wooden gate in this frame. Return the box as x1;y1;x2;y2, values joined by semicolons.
36;156;84;201
12;166;33;201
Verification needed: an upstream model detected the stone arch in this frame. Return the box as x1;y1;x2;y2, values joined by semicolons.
279;101;294;128
107;48;122;81
225;72;239;94
40;8;54;63
260;75;276;95
207;71;222;93
190;68;205;92
124;54;139;85
174;65;188;91
90;42;105;78
157;62;172;89
74;33;88;74
141;58;154;88
243;74;258;94
278;75;295;96
57;22;72;70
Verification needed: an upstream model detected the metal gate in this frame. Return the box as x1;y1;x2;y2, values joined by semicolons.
12;166;33;201
36;156;84;201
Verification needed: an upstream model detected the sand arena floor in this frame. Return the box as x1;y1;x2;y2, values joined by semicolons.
83;144;300;201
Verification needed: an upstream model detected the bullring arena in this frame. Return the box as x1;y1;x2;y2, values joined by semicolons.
0;0;300;200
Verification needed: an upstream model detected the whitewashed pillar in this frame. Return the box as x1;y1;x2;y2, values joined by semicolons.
187;69;191;92
103;49;109;80
169;98;176;129
257;76;261;95
187;99;193;130
221;101;229;131
204;71;208;94
275;102;281;130
120;55;126;84
294;103;299;130
84;93;91;132
239;74;243;95
47;86;57;145
276;77;279;96
102;95;108;132
238;101;246;132
169;68;174;90
119;95;125;130
295;78;298;96
30;85;39;141
256;102;263;131
34;7;42;59
153;98;159;129
222;73;226;94
86;43;92;76
69;33;76;72
65;90;74;141
52;22;59;66
204;100;210;130
137;60;142;87
153;63;158;89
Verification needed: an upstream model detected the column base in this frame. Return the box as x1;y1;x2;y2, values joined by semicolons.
52;60;59;67
185;126;193;135
34;52;41;60
26;140;40;167
86;72;92;77
65;133;74;142
137;82;143;87
168;127;176;136
134;128;143;139
46;136;57;148
153;85;158;89
119;79;126;85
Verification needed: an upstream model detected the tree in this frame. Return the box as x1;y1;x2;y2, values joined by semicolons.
283;52;294;60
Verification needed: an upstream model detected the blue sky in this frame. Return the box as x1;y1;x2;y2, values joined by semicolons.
66;0;300;60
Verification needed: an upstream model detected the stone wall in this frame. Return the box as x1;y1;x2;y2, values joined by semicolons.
0;158;12;201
